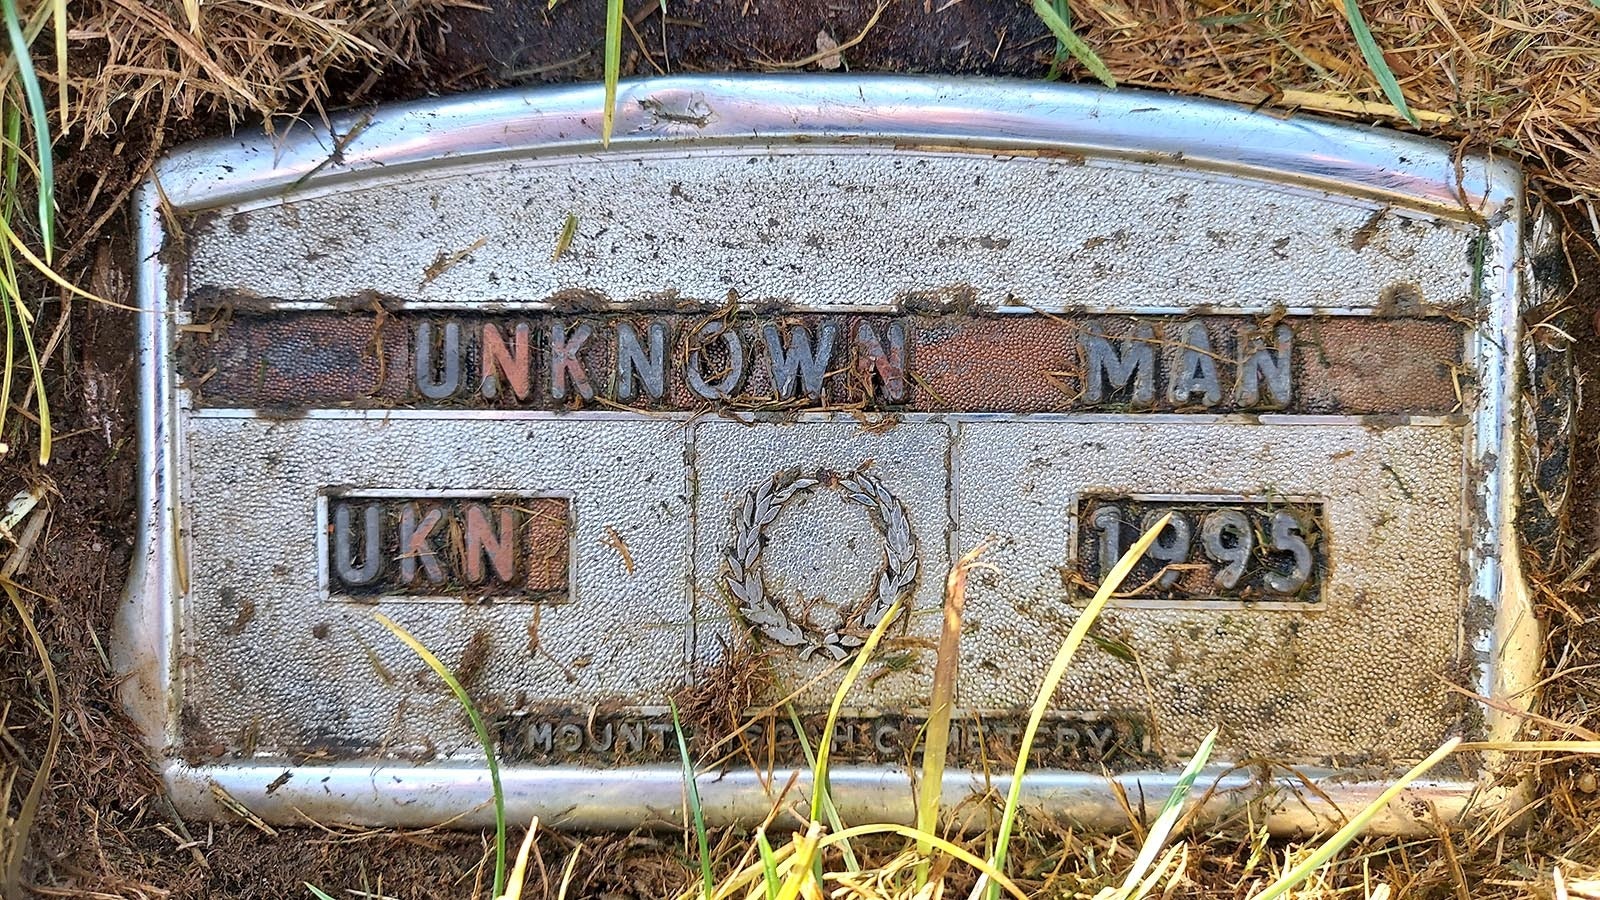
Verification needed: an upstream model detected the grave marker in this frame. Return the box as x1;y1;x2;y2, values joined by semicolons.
116;76;1554;833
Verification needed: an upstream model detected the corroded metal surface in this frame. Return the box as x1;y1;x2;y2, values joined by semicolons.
118;76;1544;835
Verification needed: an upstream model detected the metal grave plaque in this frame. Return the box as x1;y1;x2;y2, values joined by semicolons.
117;76;1543;833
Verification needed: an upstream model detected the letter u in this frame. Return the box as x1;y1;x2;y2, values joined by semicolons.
334;503;382;585
415;321;462;400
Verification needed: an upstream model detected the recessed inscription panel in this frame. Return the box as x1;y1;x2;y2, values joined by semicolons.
1072;495;1327;605
182;311;1465;417
320;492;572;602
500;709;1151;769
122;77;1537;834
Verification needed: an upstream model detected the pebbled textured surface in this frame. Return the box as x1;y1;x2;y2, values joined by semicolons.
182;416;693;758
954;420;1467;759
163;132;1495;784
188;150;1475;313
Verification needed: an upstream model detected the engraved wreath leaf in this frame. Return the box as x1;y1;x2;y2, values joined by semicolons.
726;467;918;660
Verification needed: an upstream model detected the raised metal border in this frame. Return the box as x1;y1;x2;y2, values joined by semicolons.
115;75;1538;835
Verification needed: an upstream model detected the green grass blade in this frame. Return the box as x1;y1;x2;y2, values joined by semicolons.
1108;727;1218;898
1339;0;1419;126
809;596;905;822
304;885;338;900
373;613;506;898
669;700;714;899
1044;0;1071;80
756;828;780;900
985;514;1172;900
1;0;55;261
1249;737;1461;900
49;0;63;125
601;0;623;145
784;704;859;872
1030;0;1116;89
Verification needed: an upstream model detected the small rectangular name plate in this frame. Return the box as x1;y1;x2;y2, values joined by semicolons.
319;491;572;602
118;76;1543;835
1074;495;1326;606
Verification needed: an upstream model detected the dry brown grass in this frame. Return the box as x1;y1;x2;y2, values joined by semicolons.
1;1;1600;898
1069;0;1600;218
62;0;432;134
41;0;443;271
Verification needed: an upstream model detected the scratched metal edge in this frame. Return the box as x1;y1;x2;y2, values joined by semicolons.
162;762;1480;836
144;75;1518;218
116;75;1538;836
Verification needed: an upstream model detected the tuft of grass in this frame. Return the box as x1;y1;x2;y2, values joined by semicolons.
1247;737;1461;900
1095;728;1217;900
373;613;507;898
783;704;858;872
1;0;54;262
0;28;52;464
1339;0;1419;125
1030;0;1116;89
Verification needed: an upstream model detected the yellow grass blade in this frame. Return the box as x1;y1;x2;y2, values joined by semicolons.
1248;737;1461;900
498;817;539;900
984;514;1172;900
809;595;905;822
916;543;989;881
554;843;583;900
0;216;121;308
774;823;823;900
820;823;1031;900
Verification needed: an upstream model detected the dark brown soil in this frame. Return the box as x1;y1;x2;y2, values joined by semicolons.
2;1;1597;897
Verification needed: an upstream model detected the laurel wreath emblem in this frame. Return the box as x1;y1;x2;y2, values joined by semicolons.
725;467;919;660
